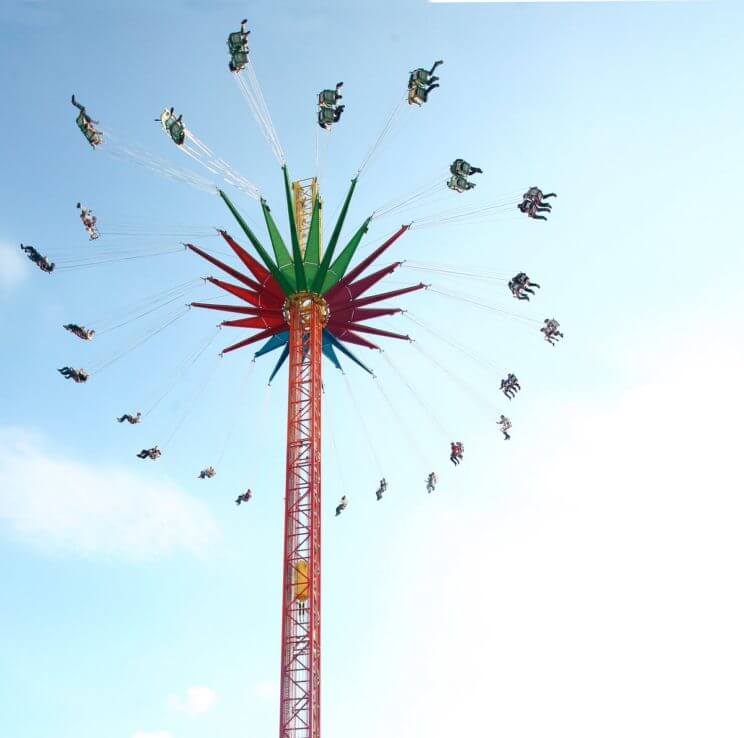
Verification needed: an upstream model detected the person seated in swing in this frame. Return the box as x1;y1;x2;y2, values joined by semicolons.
227;19;251;72
426;472;438;493
136;445;161;460
450;159;483;177
407;60;443;105
71;95;103;146
235;489;253;505
509;272;541;300
500;373;521;399
335;495;348;516
21;244;55;273
63;323;95;340
317;84;345;129
375;477;388;501
76;203;99;239
523;187;557;204
57;366;89;383
518;199;552;221
318;82;343;108
447;174;476;193
541;318;564;345
117;412;142;424
497;415;512;440
198;466;216;479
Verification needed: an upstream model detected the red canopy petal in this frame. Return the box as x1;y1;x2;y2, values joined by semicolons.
186;243;261;291
222;315;286;329
219;230;284;299
221;325;286;355
332;329;380;351
325;225;409;301
191;302;282;317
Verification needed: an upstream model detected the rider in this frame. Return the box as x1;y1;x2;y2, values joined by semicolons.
408;60;443;104
317;83;345;129
335;495;348;516
375;478;387;501
57;366;89;383
500;375;518;399
497;415;512;440
117;412;142;424
76;203;99;239
136;446;161;460
509;272;541;301
235;489;253;505
63;324;95;340
450;159;484;176
20;244;55;273
518;199;552;221
426;472;438;493
523;187;557;203
198;466;216;479
541;318;564;345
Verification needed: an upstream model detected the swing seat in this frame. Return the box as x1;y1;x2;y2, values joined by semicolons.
76;112;102;146
227;31;244;53
318;89;337;107
407;82;427;106
167;118;186;146
318;107;335;128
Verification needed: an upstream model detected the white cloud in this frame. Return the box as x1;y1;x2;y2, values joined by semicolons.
132;732;172;738
0;241;29;293
343;330;744;738
0;428;217;559
168;685;217;716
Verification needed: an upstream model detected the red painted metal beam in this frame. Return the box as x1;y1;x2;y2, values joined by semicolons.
222;315;286;329
343;282;427;309
326;262;402;305
219;230;285;299
329;321;410;341
328;306;401;323
191;302;281;316
324;224;409;300
208;277;284;309
186;243;262;291
332;329;380;351
220;325;286;355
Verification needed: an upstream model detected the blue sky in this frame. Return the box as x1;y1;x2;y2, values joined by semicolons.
1;1;743;737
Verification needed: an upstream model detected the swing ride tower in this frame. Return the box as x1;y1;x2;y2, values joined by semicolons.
280;179;325;738
188;164;422;738
57;20;564;738
279;291;325;738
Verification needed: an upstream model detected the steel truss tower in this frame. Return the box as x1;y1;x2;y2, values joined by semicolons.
189;176;419;738
279;293;326;738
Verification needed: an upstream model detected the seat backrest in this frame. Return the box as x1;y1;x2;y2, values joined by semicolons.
319;90;336;106
170;121;185;144
319;107;335;123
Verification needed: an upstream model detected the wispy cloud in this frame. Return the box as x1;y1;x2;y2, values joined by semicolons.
347;329;744;738
0;242;29;294
168;685;217;715
0;428;218;559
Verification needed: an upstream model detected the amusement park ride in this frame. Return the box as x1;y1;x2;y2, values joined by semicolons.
187;175;421;738
19;17;564;738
